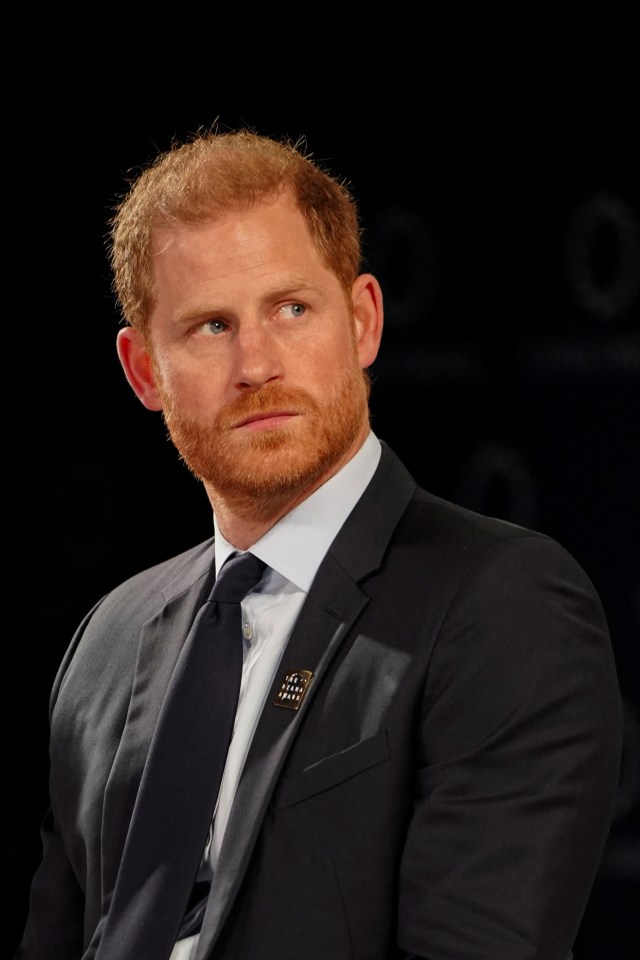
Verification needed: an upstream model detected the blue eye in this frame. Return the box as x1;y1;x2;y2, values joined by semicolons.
282;303;305;319
204;319;227;335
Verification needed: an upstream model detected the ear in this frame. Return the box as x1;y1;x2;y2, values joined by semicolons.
116;327;164;411
351;273;384;369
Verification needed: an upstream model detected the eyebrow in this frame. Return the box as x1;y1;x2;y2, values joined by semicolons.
173;280;328;325
256;277;324;300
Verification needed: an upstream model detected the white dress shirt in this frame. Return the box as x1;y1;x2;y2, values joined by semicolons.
171;431;381;959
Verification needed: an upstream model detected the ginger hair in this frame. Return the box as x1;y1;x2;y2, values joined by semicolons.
108;126;363;336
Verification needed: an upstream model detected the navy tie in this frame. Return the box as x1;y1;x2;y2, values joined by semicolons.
95;551;266;960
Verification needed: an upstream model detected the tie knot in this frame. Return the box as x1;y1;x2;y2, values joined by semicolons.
209;551;266;604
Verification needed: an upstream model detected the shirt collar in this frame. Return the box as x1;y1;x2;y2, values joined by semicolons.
213;431;381;592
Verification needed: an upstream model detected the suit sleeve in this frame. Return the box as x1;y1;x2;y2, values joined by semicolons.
14;601;104;960
14;797;85;959
397;535;623;960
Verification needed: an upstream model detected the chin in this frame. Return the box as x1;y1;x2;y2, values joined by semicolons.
202;423;354;501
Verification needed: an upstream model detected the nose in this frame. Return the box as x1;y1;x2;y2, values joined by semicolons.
232;320;284;391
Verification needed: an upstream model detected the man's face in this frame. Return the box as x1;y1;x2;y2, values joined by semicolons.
122;190;382;520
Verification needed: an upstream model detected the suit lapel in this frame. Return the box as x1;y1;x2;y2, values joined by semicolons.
195;443;417;956
99;544;216;909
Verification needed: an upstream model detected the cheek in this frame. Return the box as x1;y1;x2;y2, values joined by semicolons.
303;324;359;373
152;357;226;414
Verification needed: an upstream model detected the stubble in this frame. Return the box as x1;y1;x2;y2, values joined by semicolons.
159;362;371;523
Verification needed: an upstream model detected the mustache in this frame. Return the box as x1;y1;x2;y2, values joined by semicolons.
216;384;320;427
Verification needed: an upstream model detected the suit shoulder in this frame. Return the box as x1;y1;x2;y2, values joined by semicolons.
96;536;216;620
396;484;603;602
49;537;217;710
114;536;216;594
358;443;589;588
410;484;555;550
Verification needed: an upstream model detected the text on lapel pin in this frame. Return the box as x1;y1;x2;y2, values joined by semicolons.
273;669;314;710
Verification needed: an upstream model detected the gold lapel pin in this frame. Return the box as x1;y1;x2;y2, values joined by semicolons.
273;669;314;710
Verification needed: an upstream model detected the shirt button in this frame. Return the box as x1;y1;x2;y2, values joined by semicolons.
242;621;253;640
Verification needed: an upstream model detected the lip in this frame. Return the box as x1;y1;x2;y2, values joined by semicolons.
234;411;298;431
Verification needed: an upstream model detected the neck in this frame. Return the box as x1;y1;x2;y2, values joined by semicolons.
207;489;304;550
205;427;368;550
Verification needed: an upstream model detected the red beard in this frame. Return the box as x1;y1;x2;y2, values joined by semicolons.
160;362;370;518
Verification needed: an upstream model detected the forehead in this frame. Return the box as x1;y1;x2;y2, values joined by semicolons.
150;191;331;289
152;190;311;255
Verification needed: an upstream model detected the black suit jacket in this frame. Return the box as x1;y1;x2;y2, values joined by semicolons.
17;443;623;960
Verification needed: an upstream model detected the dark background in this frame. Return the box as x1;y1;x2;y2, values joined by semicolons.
5;44;639;958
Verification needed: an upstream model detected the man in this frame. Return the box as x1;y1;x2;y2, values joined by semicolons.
16;128;623;960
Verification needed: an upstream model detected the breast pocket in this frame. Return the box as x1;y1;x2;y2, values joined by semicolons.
274;729;390;809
